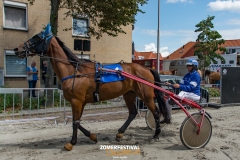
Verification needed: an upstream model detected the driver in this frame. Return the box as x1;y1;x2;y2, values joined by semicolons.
160;58;201;124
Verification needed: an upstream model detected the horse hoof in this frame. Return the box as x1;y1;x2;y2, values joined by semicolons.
152;136;159;141
116;133;123;141
90;133;98;143
64;143;73;151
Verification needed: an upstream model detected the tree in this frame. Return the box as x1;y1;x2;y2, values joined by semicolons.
28;0;148;39
194;15;226;70
28;0;148;101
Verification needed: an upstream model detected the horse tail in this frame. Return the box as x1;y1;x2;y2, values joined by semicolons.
150;69;167;118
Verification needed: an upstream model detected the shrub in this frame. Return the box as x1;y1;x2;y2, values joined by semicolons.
207;88;220;97
0;94;22;113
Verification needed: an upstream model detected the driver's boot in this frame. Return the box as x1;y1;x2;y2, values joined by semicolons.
159;100;172;124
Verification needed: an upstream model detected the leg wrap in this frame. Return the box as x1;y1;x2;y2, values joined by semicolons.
70;120;80;145
153;111;161;138
118;113;136;133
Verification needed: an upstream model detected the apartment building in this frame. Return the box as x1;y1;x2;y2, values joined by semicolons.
0;0;132;88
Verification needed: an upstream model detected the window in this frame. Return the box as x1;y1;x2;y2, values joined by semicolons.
144;61;151;67
138;56;144;60
232;49;236;53
229;60;234;64
221;60;226;64
72;18;89;37
3;1;28;30
76;54;90;59
4;50;27;77
170;61;175;66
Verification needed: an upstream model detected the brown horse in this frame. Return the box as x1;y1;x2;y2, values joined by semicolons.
160;69;177;75
205;70;220;84
14;24;167;151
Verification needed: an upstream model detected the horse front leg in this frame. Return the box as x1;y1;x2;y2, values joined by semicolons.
64;100;83;151
64;101;97;151
77;102;97;143
78;124;98;143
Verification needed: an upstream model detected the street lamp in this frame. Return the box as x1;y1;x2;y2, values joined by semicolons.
157;0;161;73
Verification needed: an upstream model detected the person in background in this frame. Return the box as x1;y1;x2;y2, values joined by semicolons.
216;68;221;87
27;61;38;97
160;59;201;124
42;61;47;84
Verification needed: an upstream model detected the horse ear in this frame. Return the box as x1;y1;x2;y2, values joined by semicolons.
44;23;52;36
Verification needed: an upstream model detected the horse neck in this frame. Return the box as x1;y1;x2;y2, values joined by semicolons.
47;38;76;80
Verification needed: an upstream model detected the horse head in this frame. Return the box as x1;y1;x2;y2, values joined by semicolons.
14;23;53;58
170;69;177;75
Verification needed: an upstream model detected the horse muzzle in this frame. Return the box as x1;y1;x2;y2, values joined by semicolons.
14;48;28;58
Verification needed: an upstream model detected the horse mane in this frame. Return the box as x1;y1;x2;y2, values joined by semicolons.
54;36;93;70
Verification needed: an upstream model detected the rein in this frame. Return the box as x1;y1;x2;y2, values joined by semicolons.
39;56;166;87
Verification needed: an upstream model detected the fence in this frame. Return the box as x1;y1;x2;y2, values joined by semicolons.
0;88;127;125
0;84;221;124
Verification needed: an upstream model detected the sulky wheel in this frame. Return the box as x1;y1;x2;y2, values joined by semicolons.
180;113;212;149
145;109;167;130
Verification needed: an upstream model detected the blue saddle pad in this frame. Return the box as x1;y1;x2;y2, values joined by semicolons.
96;64;125;83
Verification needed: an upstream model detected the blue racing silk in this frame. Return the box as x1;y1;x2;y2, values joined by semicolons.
179;70;201;96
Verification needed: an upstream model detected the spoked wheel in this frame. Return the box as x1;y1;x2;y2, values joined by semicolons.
180;113;212;149
145;109;167;130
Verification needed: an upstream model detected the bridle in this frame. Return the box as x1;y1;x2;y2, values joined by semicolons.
22;31;53;57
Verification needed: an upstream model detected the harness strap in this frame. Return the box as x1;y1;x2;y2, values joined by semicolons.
61;75;74;83
71;62;79;91
94;63;102;102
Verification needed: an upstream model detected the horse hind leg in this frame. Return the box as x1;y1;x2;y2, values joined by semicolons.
116;91;138;141
144;99;161;139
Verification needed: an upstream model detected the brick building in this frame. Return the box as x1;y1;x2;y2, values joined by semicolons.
0;0;132;88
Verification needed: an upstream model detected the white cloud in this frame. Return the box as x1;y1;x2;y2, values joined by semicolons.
160;47;171;57
208;0;240;13
144;43;170;57
227;19;240;25
218;29;240;39
178;30;198;37
167;0;193;3
145;43;157;52
141;29;175;36
180;37;196;44
142;30;157;36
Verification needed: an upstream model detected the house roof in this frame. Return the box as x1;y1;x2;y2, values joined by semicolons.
221;39;240;47
134;50;163;60
164;39;240;60
163;42;196;60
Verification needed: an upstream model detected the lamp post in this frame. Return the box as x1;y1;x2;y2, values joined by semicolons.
157;0;160;73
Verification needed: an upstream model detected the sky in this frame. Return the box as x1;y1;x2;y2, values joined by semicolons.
132;0;240;57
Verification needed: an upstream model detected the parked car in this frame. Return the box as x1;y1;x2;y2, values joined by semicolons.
137;75;209;109
160;75;183;85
